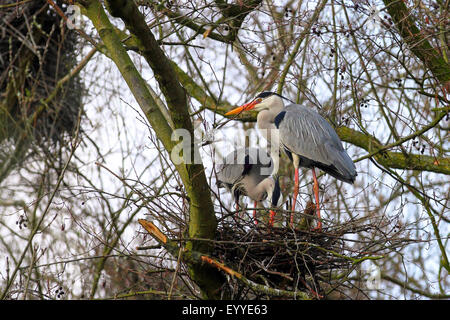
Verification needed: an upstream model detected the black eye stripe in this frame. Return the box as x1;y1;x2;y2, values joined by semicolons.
255;91;293;103
256;91;275;99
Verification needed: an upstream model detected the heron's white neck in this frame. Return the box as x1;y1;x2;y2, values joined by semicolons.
256;95;284;136
256;96;284;176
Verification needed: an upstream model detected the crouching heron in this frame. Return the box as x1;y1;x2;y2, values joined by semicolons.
217;147;283;225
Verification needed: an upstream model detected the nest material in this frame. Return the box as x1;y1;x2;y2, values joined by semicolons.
0;0;83;144
212;208;394;299
213;226;344;298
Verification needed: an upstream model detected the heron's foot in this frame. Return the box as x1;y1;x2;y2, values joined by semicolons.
312;221;322;232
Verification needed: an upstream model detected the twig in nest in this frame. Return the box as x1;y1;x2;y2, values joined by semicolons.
137;219;312;299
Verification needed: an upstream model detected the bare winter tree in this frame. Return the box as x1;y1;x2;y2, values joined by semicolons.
0;0;448;300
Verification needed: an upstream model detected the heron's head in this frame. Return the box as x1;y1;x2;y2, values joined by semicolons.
225;92;290;116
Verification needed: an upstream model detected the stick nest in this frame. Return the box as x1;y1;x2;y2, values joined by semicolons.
211;207;399;299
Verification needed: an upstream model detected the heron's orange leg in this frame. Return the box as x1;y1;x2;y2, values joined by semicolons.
290;167;299;225
312;168;322;231
269;210;276;227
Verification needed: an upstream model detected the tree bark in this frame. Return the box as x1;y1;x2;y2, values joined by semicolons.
80;0;224;299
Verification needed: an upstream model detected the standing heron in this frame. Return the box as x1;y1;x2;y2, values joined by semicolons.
225;92;357;230
217;147;283;225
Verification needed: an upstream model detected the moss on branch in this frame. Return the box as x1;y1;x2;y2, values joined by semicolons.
81;0;222;298
336;126;450;175
383;0;450;91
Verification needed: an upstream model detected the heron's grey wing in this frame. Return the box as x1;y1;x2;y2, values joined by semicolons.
216;147;254;183
217;150;245;186
279;105;341;161
279;105;356;182
217;147;273;186
245;147;273;181
218;163;246;183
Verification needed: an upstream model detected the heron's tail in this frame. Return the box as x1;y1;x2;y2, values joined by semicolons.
330;150;357;184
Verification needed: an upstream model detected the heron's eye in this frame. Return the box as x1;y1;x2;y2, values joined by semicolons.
255;98;262;104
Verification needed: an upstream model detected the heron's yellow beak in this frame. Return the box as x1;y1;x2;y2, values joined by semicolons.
225;99;260;116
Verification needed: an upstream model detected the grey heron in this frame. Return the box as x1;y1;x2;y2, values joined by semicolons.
225;92;357;230
216;147;283;225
